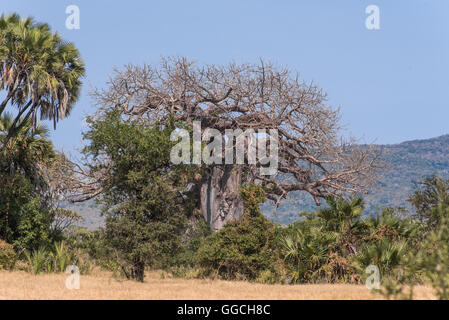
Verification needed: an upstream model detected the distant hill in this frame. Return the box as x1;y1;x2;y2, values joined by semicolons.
59;199;104;230
66;134;449;229
264;134;449;224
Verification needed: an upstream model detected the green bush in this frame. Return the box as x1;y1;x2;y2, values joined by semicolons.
381;201;449;300
195;214;278;280
0;240;17;270
352;238;409;281
23;241;94;275
195;184;282;281
50;241;75;273
25;247;52;274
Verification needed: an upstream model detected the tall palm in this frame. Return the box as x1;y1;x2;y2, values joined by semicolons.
0;13;84;151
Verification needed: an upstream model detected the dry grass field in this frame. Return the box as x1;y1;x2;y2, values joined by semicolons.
0;270;436;300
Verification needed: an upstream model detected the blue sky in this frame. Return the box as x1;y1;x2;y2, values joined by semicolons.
2;0;448;153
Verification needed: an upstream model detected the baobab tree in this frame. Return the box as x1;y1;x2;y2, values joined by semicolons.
68;57;382;230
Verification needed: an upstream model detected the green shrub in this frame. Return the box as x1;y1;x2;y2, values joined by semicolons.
381;201;449;300
195;184;281;281
0;175;54;251
169;265;203;279
0;240;17;270
352;238;409;281
256;261;288;284
176;216;211;267
23;241;94;275
50;241;74;273
25;247;52;274
279;224;340;283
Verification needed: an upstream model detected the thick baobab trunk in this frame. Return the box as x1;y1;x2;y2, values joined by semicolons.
200;165;244;231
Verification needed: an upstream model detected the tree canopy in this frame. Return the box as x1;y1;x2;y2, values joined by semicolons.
0;13;85;151
73;57;382;213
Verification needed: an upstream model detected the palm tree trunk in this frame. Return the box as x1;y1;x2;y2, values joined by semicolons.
0;94;12;117
0;101;34;151
0;76;21;117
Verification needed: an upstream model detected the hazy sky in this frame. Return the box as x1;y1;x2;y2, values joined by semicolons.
2;0;448;153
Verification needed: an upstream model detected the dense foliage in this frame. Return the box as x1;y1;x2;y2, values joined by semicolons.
0;13;85;150
81;109;199;281
195;184;280;281
0;115;77;250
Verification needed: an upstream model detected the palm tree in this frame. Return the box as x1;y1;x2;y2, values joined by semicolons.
364;207;420;242
280;225;338;282
0;13;84;151
353;238;409;278
300;197;367;282
0;113;55;239
316;197;366;255
0;113;55;180
317;196;364;233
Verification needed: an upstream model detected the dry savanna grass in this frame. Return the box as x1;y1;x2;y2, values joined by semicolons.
0;270;436;300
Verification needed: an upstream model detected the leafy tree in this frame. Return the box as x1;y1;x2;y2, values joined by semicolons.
408;175;449;230
380;201;449;300
278;198;418;284
82;109;199;281
0;114;77;249
318;197;364;240
0;13;84;150
0;113;55;186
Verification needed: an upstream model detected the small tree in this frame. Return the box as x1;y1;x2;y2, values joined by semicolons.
408;175;449;230
82;109;198;281
380;201;449;300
